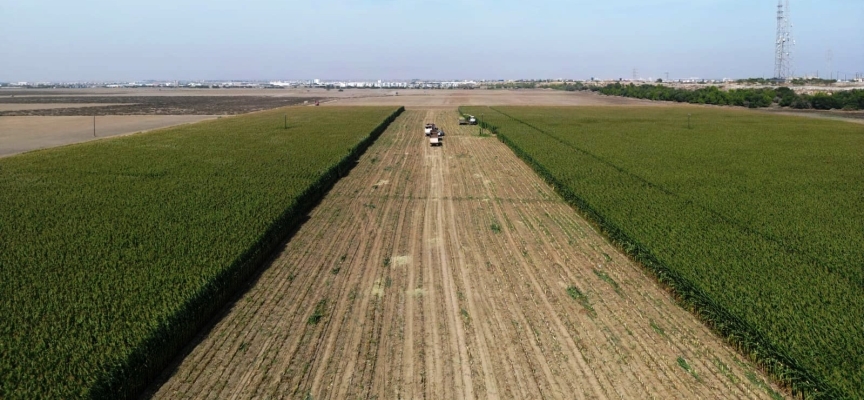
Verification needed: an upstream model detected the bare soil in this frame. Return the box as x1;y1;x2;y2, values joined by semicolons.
0;87;384;98
0;115;217;157
0;96;326;116
759;108;864;124
0;103;135;112
326;89;659;108
146;109;784;399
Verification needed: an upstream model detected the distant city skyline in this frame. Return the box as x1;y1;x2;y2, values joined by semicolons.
1;0;862;82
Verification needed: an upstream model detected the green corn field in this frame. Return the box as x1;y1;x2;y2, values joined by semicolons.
0;106;402;398
463;105;864;399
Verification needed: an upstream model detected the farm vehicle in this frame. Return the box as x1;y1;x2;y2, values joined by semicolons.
425;123;444;146
460;115;477;125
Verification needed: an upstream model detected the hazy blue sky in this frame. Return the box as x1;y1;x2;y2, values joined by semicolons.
1;0;861;81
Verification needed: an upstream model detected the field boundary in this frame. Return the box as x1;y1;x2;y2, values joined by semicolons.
459;106;842;399
89;106;405;398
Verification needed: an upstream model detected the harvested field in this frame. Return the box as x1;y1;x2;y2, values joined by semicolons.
0;96;325;116
0;92;331;157
0;115;217;157
325;90;657;108
148;109;783;399
759;108;864;123
0;103;135;112
1;87;655;109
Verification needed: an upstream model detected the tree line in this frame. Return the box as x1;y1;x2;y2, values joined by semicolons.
550;82;864;110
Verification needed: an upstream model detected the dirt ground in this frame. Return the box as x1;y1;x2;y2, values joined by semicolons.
0;88;376;98
759;108;864;124
324;89;658;108
0;103;134;112
0;96;325;116
1;87;657;107
146;109;785;399
0;115;217;157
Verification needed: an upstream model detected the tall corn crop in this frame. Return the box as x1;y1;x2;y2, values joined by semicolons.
0;106;403;398
462;105;864;399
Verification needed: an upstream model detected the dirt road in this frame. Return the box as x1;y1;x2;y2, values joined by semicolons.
148;109;783;399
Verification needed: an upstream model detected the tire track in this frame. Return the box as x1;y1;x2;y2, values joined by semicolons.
451;129;606;399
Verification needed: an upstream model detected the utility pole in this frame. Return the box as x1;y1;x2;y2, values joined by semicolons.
93;115;96;137
774;0;794;79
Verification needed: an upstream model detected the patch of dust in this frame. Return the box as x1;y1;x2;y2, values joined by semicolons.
391;255;411;266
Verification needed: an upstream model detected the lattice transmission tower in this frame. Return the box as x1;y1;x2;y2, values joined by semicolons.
774;0;795;79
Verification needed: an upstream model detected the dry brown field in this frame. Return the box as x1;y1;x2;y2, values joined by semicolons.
0;103;134;112
0;115;217;157
2;87;655;104
146;109;784;399
324;89;657;108
0;87;369;98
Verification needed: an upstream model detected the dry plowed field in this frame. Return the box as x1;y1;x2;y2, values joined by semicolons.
149;109;783;399
0;115;217;158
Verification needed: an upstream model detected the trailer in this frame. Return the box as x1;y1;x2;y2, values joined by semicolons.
425;122;442;146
